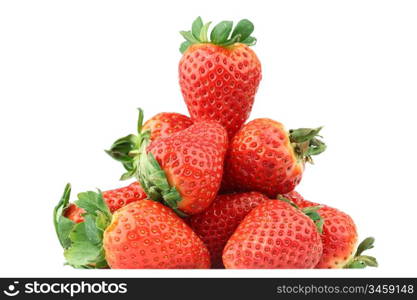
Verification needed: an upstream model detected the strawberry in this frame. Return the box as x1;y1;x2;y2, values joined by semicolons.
54;186;210;268
189;192;270;268
63;182;147;223
107;109;228;215
179;17;262;139
278;193;378;269
222;118;326;197
222;200;323;269
142;112;193;141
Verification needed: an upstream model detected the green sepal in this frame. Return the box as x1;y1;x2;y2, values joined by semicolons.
344;237;378;269
138;148;187;217
277;195;324;233
62;189;112;269
289;127;326;164
53;183;76;249
179;17;257;53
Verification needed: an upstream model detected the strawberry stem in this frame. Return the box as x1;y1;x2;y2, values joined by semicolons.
344;237;378;268
180;17;256;53
289;127;326;164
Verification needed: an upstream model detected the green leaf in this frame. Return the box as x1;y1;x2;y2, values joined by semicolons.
344;237;378;269
75;190;111;219
302;205;324;234
180;30;199;44
241;36;257;46
199;22;212;42
53;183;76;249
180;41;191;54
210;21;233;44
84;214;102;245
192;17;203;40
64;222;107;268
231;19;254;42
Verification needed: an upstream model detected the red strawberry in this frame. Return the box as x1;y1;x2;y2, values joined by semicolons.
107;109;228;215
179;17;261;139
63;182;147;223
279;193;378;269
104;200;210;269
222;119;326;197
54;187;210;268
189;192;270;268
222;200;323;269
142;112;193;141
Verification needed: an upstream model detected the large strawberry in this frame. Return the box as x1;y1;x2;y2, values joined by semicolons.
222;200;323;269
189;192;270;268
142;112;193;141
222;118;326;197
54;186;210;268
179;17;262;139
279;193;378;269
64;182;147;223
107;109;228;215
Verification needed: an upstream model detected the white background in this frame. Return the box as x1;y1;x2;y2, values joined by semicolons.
0;0;416;277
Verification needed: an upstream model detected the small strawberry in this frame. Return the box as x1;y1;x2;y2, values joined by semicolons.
63;182;147;223
54;186;210;268
222;200;323;269
278;193;378;269
189;192;270;268
179;17;262;139
222;119;326;197
142;112;193;141
107;109;228;215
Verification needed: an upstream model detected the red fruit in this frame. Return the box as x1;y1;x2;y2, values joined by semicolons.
281;190;318;208
142;112;193;141
144;121;228;215
222;119;326;197
64;182;146;223
104;200;210;269
179;17;261;139
314;205;358;268
107;110;228;215
189;192;270;268
279;192;377;269
223;200;323;269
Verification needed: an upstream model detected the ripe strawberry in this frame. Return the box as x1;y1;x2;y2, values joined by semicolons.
179;17;262;139
222;200;323;269
63;182;147;223
142;112;193;141
278;193;378;269
104;200;210;269
189;192;270;268
107;109;228;215
222;118;326;197
54;187;210;268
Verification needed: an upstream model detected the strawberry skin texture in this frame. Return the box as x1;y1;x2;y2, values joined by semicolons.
282;191;358;268
103;200;210;269
189;192;270;268
223;200;323;269
64;182;147;223
147;121;228;215
179;43;261;139
223;119;303;197
142;112;193;141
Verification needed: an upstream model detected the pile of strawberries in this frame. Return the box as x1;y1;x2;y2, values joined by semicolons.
54;17;377;269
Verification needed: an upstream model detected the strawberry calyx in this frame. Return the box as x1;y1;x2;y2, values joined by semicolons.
105;108;150;180
344;237;378;268
54;184;112;268
289;127;327;164
278;195;324;233
180;17;256;53
106;109;187;217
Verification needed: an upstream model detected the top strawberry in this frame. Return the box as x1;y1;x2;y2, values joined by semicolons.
179;17;262;139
